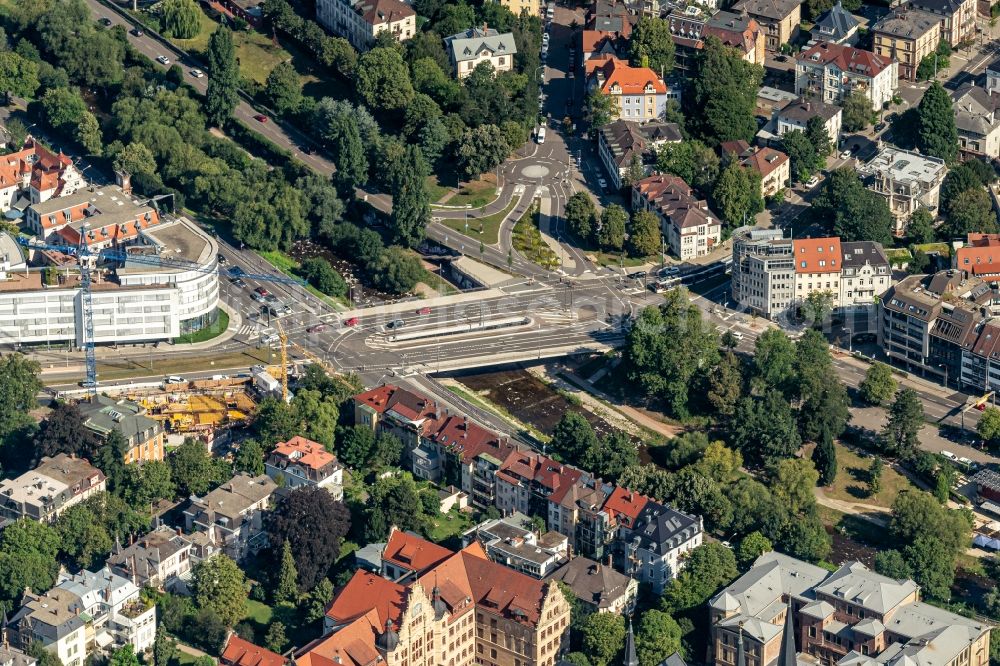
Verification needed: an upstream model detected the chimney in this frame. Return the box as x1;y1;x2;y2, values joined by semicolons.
115;170;132;195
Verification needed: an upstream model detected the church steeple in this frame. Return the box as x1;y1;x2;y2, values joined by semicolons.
737;622;746;666
624;619;639;666
778;605;797;666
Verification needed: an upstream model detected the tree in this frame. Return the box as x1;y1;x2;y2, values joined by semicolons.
630;17;675;74
707;351;743;417
253;397;299;445
0;52;39;98
860;362;897;406
814;168;894;245
812;429;838;486
303;578;335;626
736;531;772;569
169;439;228;497
869;457;883;496
153;627;177;666
806;115;833;162
390;145;430;248
34;402;100;463
455;124;509;179
110;645;140;666
753;329;797;396
580;612;625;666
264;61;302;114
565;192;597;241
875;549;912;579
782;129;818;183
371;246;424;294
916;82;958;163
264;621;287;653
907;208;936;243
0;519;61;611
905;535;956;600
113;142;156;177
689;36;763;145
941;161;989;217
162;0;201;38
731;390;801;465
943;188;998;237
56;501;114;570
551;412;599;463
661;543;738;613
266;486;351;591
712;159;762;230
274;541;299;604
337;425;375;469
773;458;819;516
299;257;347;298
206;26;239;127
625;291;719;418
192;555;248;628
598;204;627;250
657;140;719;192
882;388;924;458
628;210;661;257
40;87;87;133
801;290;835;328
356;47;414;111
75;111;102;155
323;111;368;195
586;90;616;134
842;91;876;132
978;406;1000;446
636;610;682;666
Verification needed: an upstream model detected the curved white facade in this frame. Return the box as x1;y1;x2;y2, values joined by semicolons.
0;217;220;346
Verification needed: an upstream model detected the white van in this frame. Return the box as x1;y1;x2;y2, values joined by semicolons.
537;127;547;144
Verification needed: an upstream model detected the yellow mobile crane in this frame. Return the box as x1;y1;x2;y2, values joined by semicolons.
273;317;290;402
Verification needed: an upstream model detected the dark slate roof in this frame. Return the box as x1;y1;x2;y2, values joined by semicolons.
841;241;889;270
631;500;701;551
812;0;859;40
657;654;688;666
909;0;967;16
732;0;800;21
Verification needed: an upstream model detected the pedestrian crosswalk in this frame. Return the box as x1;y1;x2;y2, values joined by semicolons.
237;324;259;337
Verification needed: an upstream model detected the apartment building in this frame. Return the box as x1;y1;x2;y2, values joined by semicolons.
306;537;571;666
668;10;765;76
582;30;629;65
794;237;843;307
462;513;568;579
315;0;415;51
952;84;1000;159
1;215;220;346
381;527;454;582
0;138;86;212
731;0;801;51
11;567;156;666
810;1;860;44
776;99;843;146
549;475;615;562
909;0;976;47
795;42;898;108
547;557;638;615
857;146;947;235
586;56;675;123
446;26;518;78
710;553;991;666
495;450;583;519
731;227;796;317
617;500;702;593
740;147;790;198
107;525;193;591
955;233;1000;278
24;184;162;248
183;473;278;562
0;454;106;524
872;9;941;81
265;435;344;500
78;395;164;464
840;241;893;311
632;174;722;260
598;120;682;191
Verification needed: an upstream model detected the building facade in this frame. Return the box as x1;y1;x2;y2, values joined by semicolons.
183;473;277;562
795;42;898;108
446;27;518;78
731;0;801;50
598;120;682;191
857;146;947;236
107;526;193;591
0;454;106;524
265;435;344;500
952;84;1000;159
586;56;672;122
315;0;415;50
632;174;722;259
78;395;164;463
871;9;941;81
908;0;976;47
776;99;843;145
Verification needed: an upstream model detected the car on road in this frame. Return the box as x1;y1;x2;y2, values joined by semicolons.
874;122;886;132
839;150;851;160
264;294;279;304
131;27;144;36
252;287;269;302
217;253;228;265
805;175;820;188
165;375;186;384
658;266;680;277
627;270;647;280
156;55;170;65
307;324;328;333
385;319;406;331
728;330;744;342
343;317;359;327
597;176;608;191
230;277;247;288
254;114;269;123
190;69;205;78
100;17;113;26
417;307;432;315
536;126;547;144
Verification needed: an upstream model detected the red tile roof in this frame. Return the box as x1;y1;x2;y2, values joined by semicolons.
272;435;338;470
581;29;627;55
741;147;789;178
798;42;893;78
0;139;74;197
633;174;717;231
221;636;285;666
382;527;453;574
296;612;382;666
498;450;581;498
325;570;406;628
603;486;649;528
424;414;515;464
360;0;414;25
793;237;842;274
56;211;163;247
354;385;440;424
586;56;667;95
957;234;1000;276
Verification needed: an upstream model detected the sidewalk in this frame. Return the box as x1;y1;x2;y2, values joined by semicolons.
538;194;577;272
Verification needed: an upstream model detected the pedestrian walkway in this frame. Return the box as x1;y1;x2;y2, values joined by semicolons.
538;192;577;272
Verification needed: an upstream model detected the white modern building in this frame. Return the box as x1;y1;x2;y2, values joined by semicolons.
795;42;898;108
857;145;947;235
265;436;344;500
0;215;219;347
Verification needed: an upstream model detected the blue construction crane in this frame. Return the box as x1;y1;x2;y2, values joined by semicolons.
17;233;306;393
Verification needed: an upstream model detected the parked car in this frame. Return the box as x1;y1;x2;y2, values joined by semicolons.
190;69;205;78
658;266;680;277
307;324;328;333
597;176;608;191
805;175;820;188
156;55;170;65
164;375;186;384
839;150;851;160
254;114;269;123
254;287;270;298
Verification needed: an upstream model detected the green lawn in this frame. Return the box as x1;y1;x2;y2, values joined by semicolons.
243;599;273;625
169;9;219;53
444;179;497;208
439;198;518;246
912;242;951;257
174;309;230;344
259;249;300;274
425;176;451;203
425;508;472;543
822;442;914;508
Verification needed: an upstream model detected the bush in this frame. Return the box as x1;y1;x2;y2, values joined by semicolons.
299;256;347;297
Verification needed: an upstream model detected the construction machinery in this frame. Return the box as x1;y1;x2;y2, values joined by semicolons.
18;233;304;394
273;317;289;402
